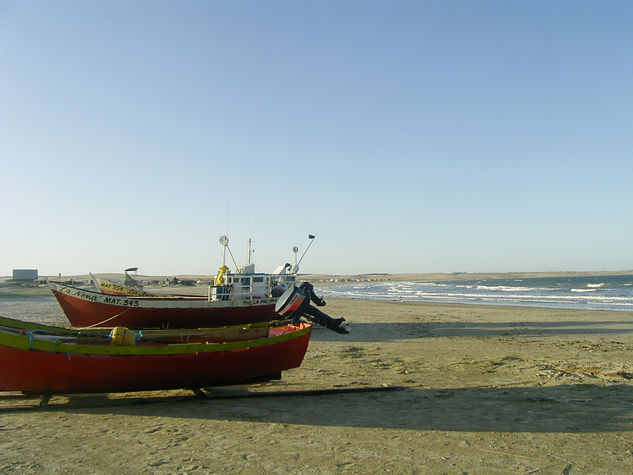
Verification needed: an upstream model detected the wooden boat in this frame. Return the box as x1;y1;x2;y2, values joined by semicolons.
89;267;296;300
89;235;305;299
48;280;283;328
86;232;312;300
0;315;311;393
50;234;321;329
90;269;163;297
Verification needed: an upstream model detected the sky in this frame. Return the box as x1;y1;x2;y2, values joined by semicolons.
1;1;632;277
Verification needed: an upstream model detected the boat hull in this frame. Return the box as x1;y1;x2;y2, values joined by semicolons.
50;282;279;328
0;323;311;393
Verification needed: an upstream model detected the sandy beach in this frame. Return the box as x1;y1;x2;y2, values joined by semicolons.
2;296;633;473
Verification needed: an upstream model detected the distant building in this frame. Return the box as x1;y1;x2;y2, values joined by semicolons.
12;269;38;282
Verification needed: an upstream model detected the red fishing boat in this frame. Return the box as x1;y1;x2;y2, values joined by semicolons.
53;234;310;328
89;235;310;299
48;280;283;328
0;315;311;394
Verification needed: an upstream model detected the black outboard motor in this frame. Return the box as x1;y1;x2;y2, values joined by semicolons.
270;283;288;298
271;281;326;305
275;285;349;334
299;281;326;306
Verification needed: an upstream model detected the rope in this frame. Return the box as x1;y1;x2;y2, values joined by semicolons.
79;308;130;329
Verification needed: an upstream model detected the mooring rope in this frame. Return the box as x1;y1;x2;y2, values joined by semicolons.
80;308;131;329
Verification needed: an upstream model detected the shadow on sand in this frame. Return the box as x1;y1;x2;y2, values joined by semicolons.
310;320;633;342
3;383;632;433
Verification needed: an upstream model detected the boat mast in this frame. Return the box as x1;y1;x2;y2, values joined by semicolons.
248;208;254;265
219;235;229;267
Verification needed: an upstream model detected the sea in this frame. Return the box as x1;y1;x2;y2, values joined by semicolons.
319;274;633;312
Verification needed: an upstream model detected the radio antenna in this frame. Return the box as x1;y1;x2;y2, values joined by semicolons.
296;234;316;268
248;208;254;264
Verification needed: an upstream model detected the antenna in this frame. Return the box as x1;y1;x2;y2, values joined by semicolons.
248;208;254;264
296;234;316;269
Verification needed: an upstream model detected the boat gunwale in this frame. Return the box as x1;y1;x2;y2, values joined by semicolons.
48;281;277;308
0;315;281;335
0;318;311;356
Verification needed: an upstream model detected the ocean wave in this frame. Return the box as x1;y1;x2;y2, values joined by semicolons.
476;285;532;292
323;291;633;308
319;277;633;311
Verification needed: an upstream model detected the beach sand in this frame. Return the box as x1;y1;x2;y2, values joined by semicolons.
2;297;633;473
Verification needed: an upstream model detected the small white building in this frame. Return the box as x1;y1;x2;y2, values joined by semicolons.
12;269;38;281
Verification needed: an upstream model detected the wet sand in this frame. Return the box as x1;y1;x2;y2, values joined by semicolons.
1;297;633;473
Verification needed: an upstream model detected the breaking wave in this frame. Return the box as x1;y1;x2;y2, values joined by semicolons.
319;275;633;311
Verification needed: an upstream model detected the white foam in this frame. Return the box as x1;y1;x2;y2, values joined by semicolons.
319;278;633;311
476;285;531;292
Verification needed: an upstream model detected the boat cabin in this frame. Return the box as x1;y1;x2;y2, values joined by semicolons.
209;266;297;301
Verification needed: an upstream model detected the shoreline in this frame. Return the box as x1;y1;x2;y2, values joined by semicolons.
303;269;633;285
3;269;633;284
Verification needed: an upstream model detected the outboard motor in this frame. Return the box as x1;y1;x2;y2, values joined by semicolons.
298;281;326;307
275;285;349;334
270;283;289;298
271;281;326;305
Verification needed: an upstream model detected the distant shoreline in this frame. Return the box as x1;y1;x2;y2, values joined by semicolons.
301;269;633;284
3;269;632;285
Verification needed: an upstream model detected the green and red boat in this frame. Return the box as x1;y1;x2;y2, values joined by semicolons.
0;316;311;394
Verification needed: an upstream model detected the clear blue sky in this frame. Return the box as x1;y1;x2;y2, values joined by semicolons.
1;1;632;276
